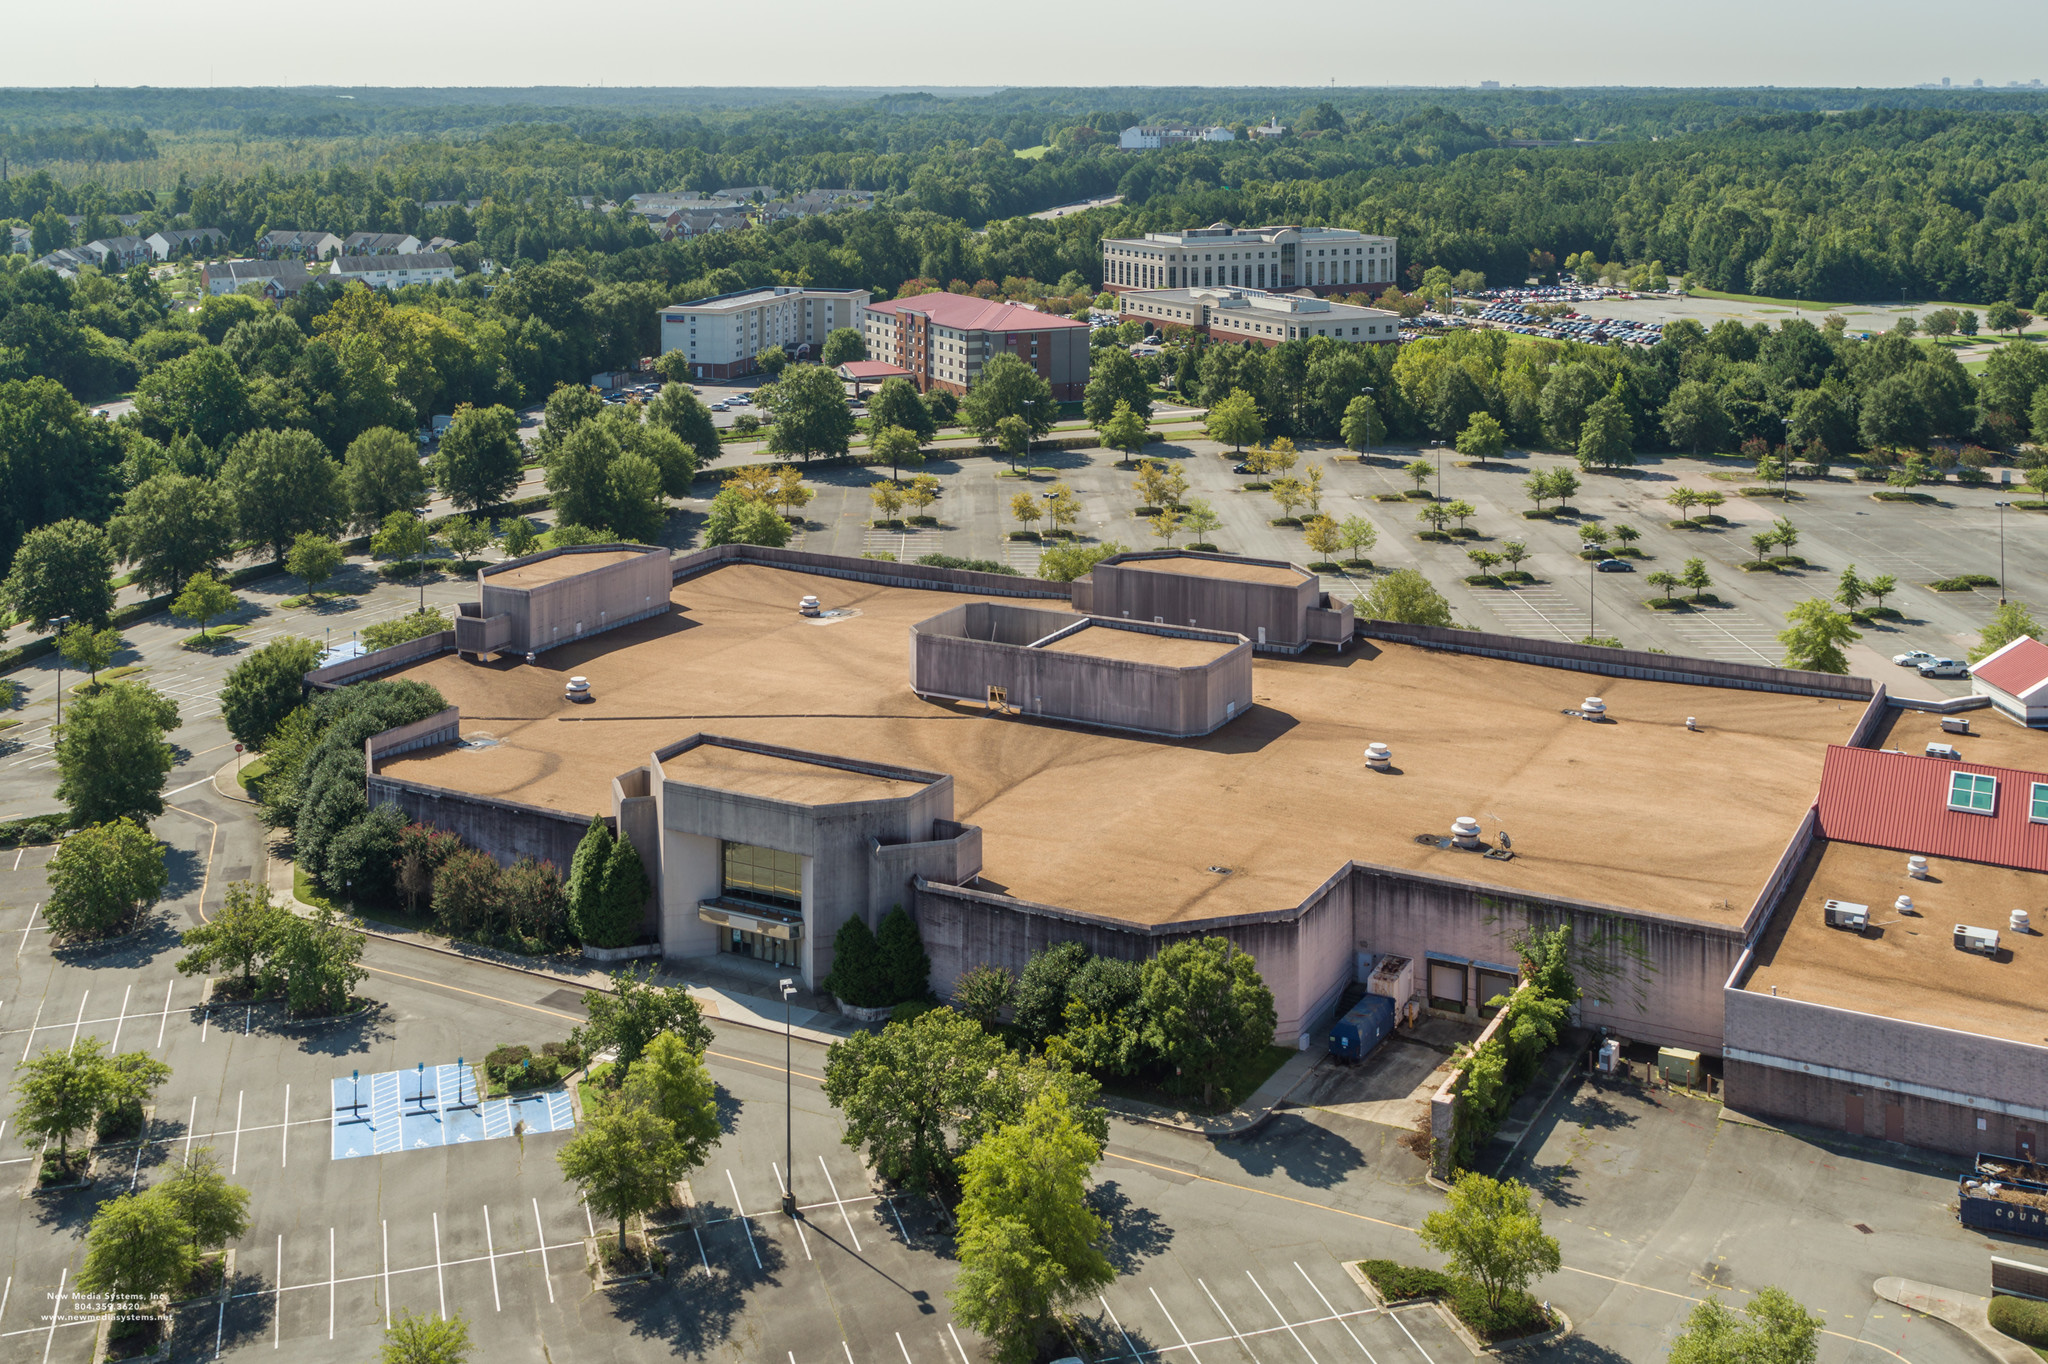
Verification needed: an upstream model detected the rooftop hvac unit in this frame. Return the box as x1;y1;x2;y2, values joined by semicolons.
1926;742;1961;760
1955;924;2001;956
1823;900;1869;931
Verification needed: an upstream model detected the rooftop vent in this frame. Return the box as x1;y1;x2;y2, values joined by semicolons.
1894;895;1915;916
565;675;593;704
2013;908;2033;934
1581;697;1607;721
1365;742;1391;771
1823;899;1869;931
1908;855;1929;879
1450;816;1482;850
1955;924;2001;957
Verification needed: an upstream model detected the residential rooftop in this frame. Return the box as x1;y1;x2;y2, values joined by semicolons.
375;563;1861;927
1741;839;2048;1048
866;293;1088;334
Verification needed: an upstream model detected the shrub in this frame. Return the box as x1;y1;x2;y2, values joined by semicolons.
502;857;569;945
1358;1260;1454;1301
592;833;650;948
1991;1295;2048;1348
875;905;930;1005
913;553;1020;575
889;999;940;1024
324;805;406;906
432;847;506;938
361;608;452;653
484;1044;569;1092
822;917;887;1007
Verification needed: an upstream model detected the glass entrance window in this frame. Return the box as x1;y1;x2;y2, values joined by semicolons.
723;842;802;910
725;926;797;967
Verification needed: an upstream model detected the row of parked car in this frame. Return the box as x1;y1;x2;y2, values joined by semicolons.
1893;649;1969;678
1475;303;1666;348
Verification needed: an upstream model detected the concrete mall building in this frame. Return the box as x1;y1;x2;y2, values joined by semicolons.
1101;222;1398;295
658;286;871;381
320;545;2048;1164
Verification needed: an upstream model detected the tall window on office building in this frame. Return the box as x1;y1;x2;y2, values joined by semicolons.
723;842;802;910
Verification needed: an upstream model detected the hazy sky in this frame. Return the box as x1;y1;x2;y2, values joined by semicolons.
5;0;2046;90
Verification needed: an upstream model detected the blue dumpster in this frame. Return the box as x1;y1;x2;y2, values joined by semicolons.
1328;993;1396;1064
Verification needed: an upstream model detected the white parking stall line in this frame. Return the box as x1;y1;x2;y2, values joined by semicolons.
40;1266;65;1364
66;991;88;1048
272;1235;283;1349
1246;1272;1320;1364
1101;1294;1144;1364
328;1226;336;1339
773;1166;812;1261
109;984;131;1051
1198;1278;1264;1364
819;1154;863;1252
1150;1284;1207;1364
1293;1263;1378;1364
1382;1306;1436;1364
156;980;174;1049
532;1198;556;1305
484;1206;501;1312
433;1212;446;1320
382;1219;392;1330
231;1090;243;1174
897;1331;916;1364
727;1168;763;1269
281;1085;290;1167
17;997;42;1062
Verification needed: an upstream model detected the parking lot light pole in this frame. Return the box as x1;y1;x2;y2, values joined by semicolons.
1996;500;2011;603
780;976;797;1217
1587;559;1596;641
50;615;71;725
1360;387;1374;463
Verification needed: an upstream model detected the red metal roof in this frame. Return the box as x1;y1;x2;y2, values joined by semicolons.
868;293;1087;334
836;360;913;380
1970;636;2048;701
1815;744;2048;871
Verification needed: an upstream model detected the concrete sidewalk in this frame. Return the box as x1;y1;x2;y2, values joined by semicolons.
1106;1045;1324;1138
1873;1277;2037;1364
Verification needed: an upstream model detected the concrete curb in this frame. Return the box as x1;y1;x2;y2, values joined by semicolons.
1873;1277;2038;1364
1105;1047;1325;1138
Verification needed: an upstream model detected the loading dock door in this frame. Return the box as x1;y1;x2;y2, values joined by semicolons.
1427;960;1467;1013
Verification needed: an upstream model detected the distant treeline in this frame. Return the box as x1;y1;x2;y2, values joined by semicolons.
0;122;156;166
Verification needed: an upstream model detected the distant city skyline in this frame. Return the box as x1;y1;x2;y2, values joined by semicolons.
3;0;2045;91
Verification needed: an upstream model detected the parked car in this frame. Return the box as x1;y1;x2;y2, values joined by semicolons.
1596;559;1634;573
1893;649;1938;667
1232;462;1255;474
1919;658;1968;678
710;401;729;412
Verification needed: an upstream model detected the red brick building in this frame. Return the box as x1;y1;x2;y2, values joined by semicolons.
862;293;1089;399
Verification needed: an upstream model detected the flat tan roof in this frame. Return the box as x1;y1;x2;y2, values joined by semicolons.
661;742;927;805
1117;555;1304;586
1743;840;2048;1046
376;563;1859;927
1037;623;1235;668
488;550;647;588
1872;705;2048;774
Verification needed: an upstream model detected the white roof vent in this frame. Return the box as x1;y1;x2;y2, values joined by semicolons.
1365;742;1391;771
1450;816;1482;849
1823;899;1868;930
2012;908;2032;934
1894;895;1914;916
1955;924;2001;956
1581;697;1607;720
1907;855;1929;879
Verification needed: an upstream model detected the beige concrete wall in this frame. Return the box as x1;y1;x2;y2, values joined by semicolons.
1082;555;1318;650
480;546;672;656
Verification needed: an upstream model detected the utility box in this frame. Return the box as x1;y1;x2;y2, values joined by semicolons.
1657;1047;1702;1088
1367;954;1414;1004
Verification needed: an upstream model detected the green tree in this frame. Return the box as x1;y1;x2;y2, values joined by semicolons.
763;363;858;461
218;636;320;750
1660;380;1731;455
1779;599;1861;674
371;509;429;564
382;1309;473;1364
1101;400;1149;461
701;487;793;547
172;572;238;644
4;518;115;631
13;1037;117;1164
1543;466;1581;508
176;881;291;994
1456;412;1507;462
871;425;925;482
643;385;720;473
264;906;366;1018
556;1094;680;1255
432;404;524;512
951;1090;1117;1364
1444;498;1477;531
57;621;122;684
1835;564;1865;612
1859;372;1930;453
45;817;167;939
618;1031;722;1169
78;1186;196;1306
1972;600;2041;662
544;422;625;533
499;517;539;557
823;1008;1025;1193
341;427;428;535
823;915;887;1007
535;384;603;457
821;327;867;366
1666;486;1703;524
867;377;937;444
1360;567;1454;627
1499;539;1529;575
964;354;1056;444
1988;299;2025;337
157;1146;251;1254
1668;1288;1820;1364
1681;556;1714;602
1037;541;1125;583
1417;1172;1561;1319
1342;395;1386;456
1183;500;1223;547
570;964;711;1077
1418;501;1452;533
1865;573;1897;611
1083;347;1152;427
952;965;1016;1028
220;428;340;562
108;473;235;598
756;345;790;377
1575;393;1634;470
1043;483;1081;536
134;346;252;448
285;531;345;599
995;414;1033;472
876;905;931;1005
1204;388;1264;453
1139;937;1276;1106
441;514;491;563
1405;458;1436;492
56;682;181;826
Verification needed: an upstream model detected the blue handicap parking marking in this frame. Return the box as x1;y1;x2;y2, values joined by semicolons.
330;1060;576;1161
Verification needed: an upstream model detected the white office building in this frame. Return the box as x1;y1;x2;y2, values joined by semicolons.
657;286;869;381
1102;222;1397;295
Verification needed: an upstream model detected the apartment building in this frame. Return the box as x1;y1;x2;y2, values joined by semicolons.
1118;125;1235;150
657;286;870;380
862;293;1089;399
329;252;456;290
1101;222;1397;295
1119;286;1401;346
